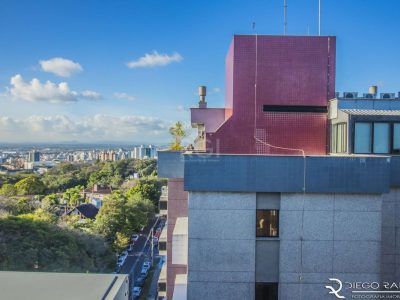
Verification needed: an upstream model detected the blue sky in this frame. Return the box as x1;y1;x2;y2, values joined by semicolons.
0;0;400;143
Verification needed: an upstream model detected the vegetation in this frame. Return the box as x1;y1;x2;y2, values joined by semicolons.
94;190;154;252
169;121;186;150
0;217;114;272
0;158;164;272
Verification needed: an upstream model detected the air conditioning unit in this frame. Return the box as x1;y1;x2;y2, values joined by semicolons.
380;93;395;99
343;92;358;99
363;93;375;99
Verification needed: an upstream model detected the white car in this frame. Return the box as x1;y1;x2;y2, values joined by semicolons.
142;261;151;270
132;287;142;297
131;234;139;242
117;252;128;266
140;268;148;276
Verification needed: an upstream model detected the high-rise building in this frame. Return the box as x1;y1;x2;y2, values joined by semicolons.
158;35;400;300
132;145;157;159
28;150;40;162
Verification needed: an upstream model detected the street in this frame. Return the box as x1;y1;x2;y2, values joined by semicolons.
118;217;163;298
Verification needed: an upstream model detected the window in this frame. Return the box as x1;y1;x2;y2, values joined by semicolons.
331;123;347;153
354;122;400;154
354;123;372;153
159;201;167;210
256;210;279;237
255;283;278;300
263;105;327;113
159;241;167;251
393;123;400;153
158;282;166;292
373;123;390;154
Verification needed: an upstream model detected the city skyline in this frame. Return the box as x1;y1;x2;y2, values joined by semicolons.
1;0;400;143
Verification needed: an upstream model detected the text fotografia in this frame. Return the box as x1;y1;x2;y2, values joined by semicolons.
326;278;400;299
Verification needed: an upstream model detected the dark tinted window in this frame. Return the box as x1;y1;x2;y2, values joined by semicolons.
256;210;279;237
159;201;168;210
256;282;278;300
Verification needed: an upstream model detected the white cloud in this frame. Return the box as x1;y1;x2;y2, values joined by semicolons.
8;74;100;103
113;92;135;101
39;57;83;77
0;114;170;143
81;90;102;100
10;74;77;103
127;51;183;68
212;87;221;93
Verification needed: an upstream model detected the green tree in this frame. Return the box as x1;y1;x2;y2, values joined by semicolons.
126;182;160;208
113;232;130;253
19;208;57;224
0;184;17;197
169;121;186;150
93;190;154;250
14;176;45;196
93;191;127;241
0;216;114;272
15;197;35;215
41;194;60;211
63;186;83;207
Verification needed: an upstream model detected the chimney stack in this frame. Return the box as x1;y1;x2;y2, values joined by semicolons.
198;86;207;108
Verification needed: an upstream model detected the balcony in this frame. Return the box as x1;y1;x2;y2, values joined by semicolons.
172;217;188;265
159;225;167;257
157;263;167;300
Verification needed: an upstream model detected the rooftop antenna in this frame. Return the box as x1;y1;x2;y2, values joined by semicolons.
252;21;256;33
284;0;287;35
318;0;321;36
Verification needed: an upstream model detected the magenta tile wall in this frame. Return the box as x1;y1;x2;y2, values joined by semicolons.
207;35;336;155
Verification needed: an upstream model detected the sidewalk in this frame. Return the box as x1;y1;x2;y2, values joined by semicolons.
147;256;164;300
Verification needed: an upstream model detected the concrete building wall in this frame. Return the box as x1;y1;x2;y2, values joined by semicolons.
381;188;400;282
279;193;382;300
167;179;188;300
187;192;256;300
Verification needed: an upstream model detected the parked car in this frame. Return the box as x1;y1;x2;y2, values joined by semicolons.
117;251;128;266
153;237;159;245
136;275;146;287
132;287;142;298
140;268;148;276
131;234;139;242
143;261;151;270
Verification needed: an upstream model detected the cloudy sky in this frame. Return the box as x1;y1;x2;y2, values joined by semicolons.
1;0;400;144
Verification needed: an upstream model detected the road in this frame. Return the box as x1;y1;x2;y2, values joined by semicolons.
118;217;164;298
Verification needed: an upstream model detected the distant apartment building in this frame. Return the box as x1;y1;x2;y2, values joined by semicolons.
98;151;118;162
28;150;40;162
158;35;400;300
131;145;157;159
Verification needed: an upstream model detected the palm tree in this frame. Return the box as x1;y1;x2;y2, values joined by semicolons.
169;121;186;150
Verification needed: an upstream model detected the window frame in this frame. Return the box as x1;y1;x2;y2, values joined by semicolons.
393;123;400;154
